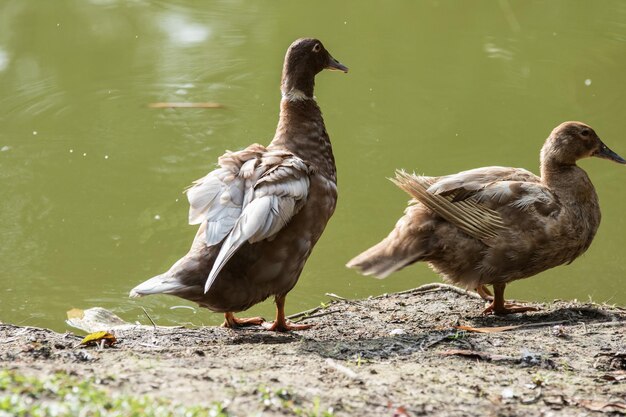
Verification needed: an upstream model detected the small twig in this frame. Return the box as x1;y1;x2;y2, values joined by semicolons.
293;309;341;322
287;303;335;320
519;320;567;329
457;320;567;334
396;283;484;300
325;292;348;301
324;292;362;305
325;358;360;380
141;307;157;330
457;319;624;335
138;342;159;348
586;321;625;328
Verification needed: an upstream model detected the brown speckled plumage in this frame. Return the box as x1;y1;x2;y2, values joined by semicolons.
347;122;625;314
131;38;347;331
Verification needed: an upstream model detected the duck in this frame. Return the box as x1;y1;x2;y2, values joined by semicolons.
130;38;348;331
347;122;625;315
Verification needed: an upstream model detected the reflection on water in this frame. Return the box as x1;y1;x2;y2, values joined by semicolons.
1;1;625;331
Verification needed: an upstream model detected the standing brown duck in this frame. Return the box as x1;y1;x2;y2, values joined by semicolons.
130;38;348;331
347;122;625;314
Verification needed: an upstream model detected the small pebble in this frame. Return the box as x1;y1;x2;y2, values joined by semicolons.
389;328;405;336
501;388;514;399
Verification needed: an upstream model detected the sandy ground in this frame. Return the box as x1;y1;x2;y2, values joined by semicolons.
1;284;625;416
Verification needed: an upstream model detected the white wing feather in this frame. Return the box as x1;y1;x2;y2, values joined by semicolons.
186;169;245;245
428;166;538;196
185;145;266;246
204;161;310;293
187;169;232;225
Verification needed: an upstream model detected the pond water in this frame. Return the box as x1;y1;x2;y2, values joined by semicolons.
1;0;625;332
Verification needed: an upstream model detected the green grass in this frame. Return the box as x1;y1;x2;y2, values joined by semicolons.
256;386;335;417
0;371;336;417
0;370;228;417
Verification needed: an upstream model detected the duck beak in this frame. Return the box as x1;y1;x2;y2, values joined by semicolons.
593;140;626;164
326;56;349;73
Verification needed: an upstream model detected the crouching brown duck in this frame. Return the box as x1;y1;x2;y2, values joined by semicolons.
347;122;625;315
130;38;348;331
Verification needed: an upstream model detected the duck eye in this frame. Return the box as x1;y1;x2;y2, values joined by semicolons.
581;129;590;137
312;43;321;53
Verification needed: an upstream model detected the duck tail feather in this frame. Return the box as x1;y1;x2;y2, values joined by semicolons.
129;273;185;298
346;239;416;279
391;170;504;243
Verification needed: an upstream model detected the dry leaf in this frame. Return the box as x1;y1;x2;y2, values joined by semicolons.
80;331;117;347
455;324;521;333
576;399;626;413
148;102;223;109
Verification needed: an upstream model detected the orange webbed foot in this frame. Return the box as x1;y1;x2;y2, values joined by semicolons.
482;302;540;316
222;312;266;329
481;283;540;315
261;320;314;332
261;294;315;332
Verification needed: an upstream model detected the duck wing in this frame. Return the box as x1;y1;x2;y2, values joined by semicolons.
203;149;311;293
427;166;540;201
186;144;267;246
393;167;555;245
428;166;558;214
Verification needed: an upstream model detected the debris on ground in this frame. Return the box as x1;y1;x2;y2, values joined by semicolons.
1;283;624;416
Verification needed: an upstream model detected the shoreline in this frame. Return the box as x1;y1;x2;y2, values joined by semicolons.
1;283;625;416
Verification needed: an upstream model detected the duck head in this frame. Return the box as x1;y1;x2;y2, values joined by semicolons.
281;38;348;100
541;121;626;168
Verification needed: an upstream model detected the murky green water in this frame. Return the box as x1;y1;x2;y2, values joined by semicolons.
1;1;625;331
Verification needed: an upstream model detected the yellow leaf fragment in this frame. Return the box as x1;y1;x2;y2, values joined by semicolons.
80;331;117;347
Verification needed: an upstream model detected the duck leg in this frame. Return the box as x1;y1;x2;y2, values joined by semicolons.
262;294;313;332
475;285;493;301
482;283;539;315
221;312;265;328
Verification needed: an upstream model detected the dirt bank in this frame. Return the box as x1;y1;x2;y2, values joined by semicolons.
1;284;625;416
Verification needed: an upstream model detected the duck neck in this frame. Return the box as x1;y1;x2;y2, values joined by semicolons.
541;142;581;193
540;158;600;256
280;67;315;100
541;159;574;186
541;160;597;206
269;96;336;181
